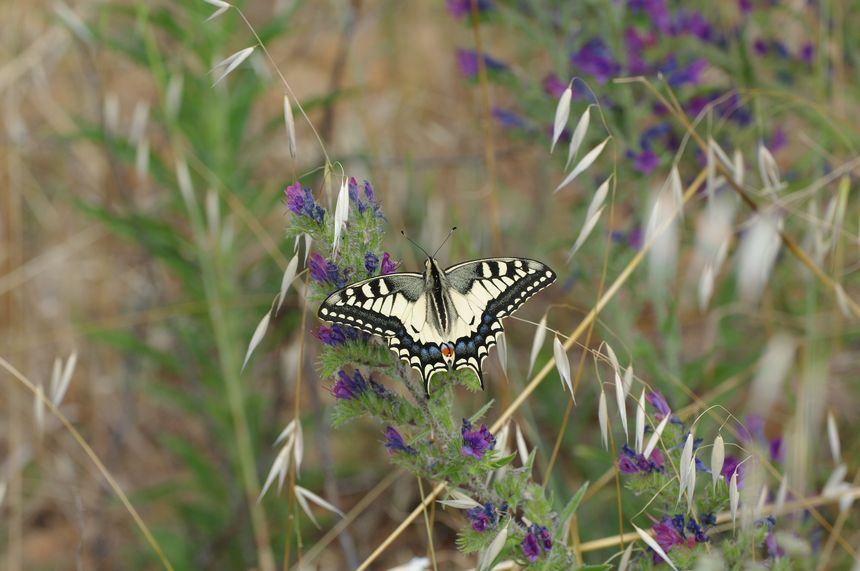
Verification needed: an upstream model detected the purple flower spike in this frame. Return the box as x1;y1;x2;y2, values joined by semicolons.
363;180;375;202
364;252;379;275
631;149;660;175
799;42;814;65
653;519;685;553
456;49;507;79
461;419;496;460
466;503;498;532
446;0;493;18
572;38;621;84
308;253;329;283
331;370;368;400
380;252;397;275
285;181;304;214
646;390;671;418
520;530;541;562
537;526;552;551
384;426;417;455
542;74;567;98
492;108;526;129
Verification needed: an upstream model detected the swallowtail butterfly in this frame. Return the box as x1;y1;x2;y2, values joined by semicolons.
318;257;556;394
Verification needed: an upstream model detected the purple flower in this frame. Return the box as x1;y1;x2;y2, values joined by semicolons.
465;503;497;532
457;49;508;79
753;38;769;56
799;42;814;65
308;253;329;283
542;74;567;98
461;419;495;460
492;108;526;129
284;182;325;223
318;323;355;346
365;252;379;275
363;180;375;202
739;0;753;14
646;391;671;418
628;0;672;33
666;58;709;87
380;252;397;275
630;149;660;174
537;526;552;551
618;444;664;474
521;529;540;562
618;454;639;474
675;11;711;41
446;0;493;18
652;519;685;553
769;127;787;152
384;426;416;455
572;38;621;84
332;370;367;400
766;528;784;558
722;454;744;487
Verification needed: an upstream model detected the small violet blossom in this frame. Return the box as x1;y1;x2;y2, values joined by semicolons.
520;525;551;562
446;0;493;18
465;503;498;532
284;182;325;224
384;426;417;455
364;252;379;275
318;323;356;346
331;370;367;400
308;253;349;287
461;419;495;460
618;444;665;474
456;49;508;79
380;252;397;275
646;390;672;418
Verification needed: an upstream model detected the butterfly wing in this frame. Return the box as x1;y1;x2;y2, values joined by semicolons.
443;258;556;385
317;273;451;387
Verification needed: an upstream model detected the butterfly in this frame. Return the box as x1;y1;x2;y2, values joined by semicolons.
318;256;556;395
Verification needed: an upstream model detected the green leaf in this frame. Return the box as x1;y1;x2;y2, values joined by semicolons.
469;399;496;424
487;452;517;470
554;481;589;540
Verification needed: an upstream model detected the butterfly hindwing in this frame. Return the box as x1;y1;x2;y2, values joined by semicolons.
443;258;557;384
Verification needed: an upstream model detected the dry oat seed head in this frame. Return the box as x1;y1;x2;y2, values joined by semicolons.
775;475;788;511
166;73;184;119
259;435;293;501
711;434;725;490
736;211;781;302
566;105;591;169
277;254;300;314
550;82;572;153
634;525;679;570
567;205;605;261
729;469;739;524
555;137;610;193
34;384;45;435
598;389;609;450
635;389;646;454
749;333;795;416
332;178;350;257
439;489;482;510
826;410;841;463
686;455;697;514
527;314;547;377
242;311;271;371
283;94;297;159
496;331;508;378
515;423;529;466
294;486;344;528
614;371;628;443
386;557;431;571
643;413;670;459
679;432;694;496
54;1;94;44
618;541;634;571
698;264;715;311
204;0;232;21
646;185;679;291
553;335;573;395
211;46;256;86
478;523;508;571
51;352;77;406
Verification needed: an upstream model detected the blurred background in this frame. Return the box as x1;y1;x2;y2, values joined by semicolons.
1;0;859;569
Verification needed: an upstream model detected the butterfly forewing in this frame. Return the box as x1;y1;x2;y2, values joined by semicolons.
317;257;556;394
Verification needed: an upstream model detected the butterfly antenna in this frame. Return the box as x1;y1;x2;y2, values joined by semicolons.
401;229;432;259
432;226;457;258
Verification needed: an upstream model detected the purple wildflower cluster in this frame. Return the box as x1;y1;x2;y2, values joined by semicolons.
460;419;495;460
364;251;397;277
284;181;325;224
465;502;500;532
651;513;714;558
331;369;391;401
317;323;358;346
308;253;350;288
520;525;552;562
446;0;493;18
617;444;665;474
456;49;508;80
347;177;384;219
384;426;417;455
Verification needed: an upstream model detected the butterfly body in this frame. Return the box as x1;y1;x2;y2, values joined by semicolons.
318;257;556;395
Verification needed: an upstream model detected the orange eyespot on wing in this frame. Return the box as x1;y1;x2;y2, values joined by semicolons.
441;343;455;359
